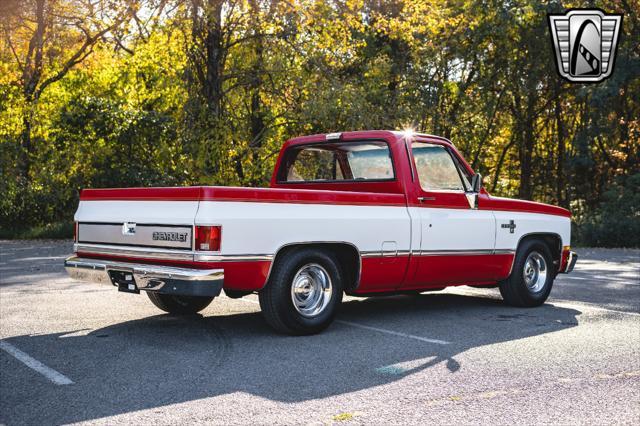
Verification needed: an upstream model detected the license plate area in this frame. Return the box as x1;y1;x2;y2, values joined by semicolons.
108;270;140;294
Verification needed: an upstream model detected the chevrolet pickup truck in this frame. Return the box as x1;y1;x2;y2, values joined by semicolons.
65;130;577;335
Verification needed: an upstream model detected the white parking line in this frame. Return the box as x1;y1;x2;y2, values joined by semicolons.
0;341;73;385
550;301;640;318
234;296;450;345
236;297;259;305
336;320;450;345
447;287;640;317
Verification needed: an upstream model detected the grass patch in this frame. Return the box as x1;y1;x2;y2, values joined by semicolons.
0;221;74;240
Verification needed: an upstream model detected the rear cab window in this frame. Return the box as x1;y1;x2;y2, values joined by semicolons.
278;141;395;183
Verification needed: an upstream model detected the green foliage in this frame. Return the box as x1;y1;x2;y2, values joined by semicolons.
0;221;74;240
576;174;640;248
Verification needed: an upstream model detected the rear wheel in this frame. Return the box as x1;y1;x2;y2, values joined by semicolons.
259;248;344;335
499;238;555;307
146;292;214;315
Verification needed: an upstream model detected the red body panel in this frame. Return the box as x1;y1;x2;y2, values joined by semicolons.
480;195;571;217
80;186;203;201
358;256;411;292
198;186;406;206
81;186;406;207
214;261;271;290
409;254;514;288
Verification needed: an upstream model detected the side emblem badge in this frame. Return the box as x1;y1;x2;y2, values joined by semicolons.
122;222;136;236
501;220;517;234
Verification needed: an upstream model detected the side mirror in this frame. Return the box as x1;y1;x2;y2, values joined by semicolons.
471;173;482;193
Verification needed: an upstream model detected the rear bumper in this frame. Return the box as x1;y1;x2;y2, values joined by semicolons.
64;256;224;297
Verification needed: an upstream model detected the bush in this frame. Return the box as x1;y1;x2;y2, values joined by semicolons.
0;221;74;240
576;174;640;248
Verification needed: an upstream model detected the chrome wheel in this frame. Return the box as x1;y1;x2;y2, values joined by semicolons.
523;251;548;293
290;263;333;318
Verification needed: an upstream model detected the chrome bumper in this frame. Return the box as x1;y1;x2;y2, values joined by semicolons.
561;251;578;274
64;256;224;297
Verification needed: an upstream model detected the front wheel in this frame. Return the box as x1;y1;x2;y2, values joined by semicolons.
259;248;344;335
499;239;555;307
146;292;214;315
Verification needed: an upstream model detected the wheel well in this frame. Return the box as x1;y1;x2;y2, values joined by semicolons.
518;233;562;271
270;243;360;292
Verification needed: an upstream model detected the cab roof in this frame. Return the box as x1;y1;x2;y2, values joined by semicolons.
283;130;454;148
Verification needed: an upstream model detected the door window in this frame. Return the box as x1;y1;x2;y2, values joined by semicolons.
412;143;469;191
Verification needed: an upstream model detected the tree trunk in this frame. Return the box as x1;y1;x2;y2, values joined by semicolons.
248;0;265;148
18;0;46;180
554;86;567;207
443;61;477;140
472;88;503;169
491;134;516;193
518;92;536;200
203;0;224;117
19;112;33;180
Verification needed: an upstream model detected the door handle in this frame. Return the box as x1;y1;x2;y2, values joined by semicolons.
418;197;436;203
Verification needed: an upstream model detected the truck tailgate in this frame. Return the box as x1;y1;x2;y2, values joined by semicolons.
75;188;202;251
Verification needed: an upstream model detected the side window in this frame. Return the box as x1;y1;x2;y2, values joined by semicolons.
412;143;467;191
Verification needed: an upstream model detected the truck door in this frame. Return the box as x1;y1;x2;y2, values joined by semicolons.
406;142;498;288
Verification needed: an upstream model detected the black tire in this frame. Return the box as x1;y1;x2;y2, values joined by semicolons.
146;292;214;315
259;248;344;335
499;238;556;307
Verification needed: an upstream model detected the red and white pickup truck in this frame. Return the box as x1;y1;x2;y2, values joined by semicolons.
65;130;577;334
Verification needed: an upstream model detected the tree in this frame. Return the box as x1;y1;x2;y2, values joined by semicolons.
1;0;132;179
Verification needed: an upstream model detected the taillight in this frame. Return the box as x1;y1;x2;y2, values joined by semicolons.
74;222;78;242
195;225;221;251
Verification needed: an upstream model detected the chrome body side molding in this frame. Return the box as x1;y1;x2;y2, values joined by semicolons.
75;243;514;264
416;249;515;256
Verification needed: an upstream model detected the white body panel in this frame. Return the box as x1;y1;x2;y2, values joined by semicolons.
493;210;571;250
195;201;412;255
411;207;496;252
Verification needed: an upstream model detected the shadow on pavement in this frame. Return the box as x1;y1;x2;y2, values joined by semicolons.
0;293;580;425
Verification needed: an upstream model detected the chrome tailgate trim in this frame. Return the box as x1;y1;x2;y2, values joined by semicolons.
74;243;195;261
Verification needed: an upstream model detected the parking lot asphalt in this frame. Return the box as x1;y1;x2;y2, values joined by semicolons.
1;240;639;425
